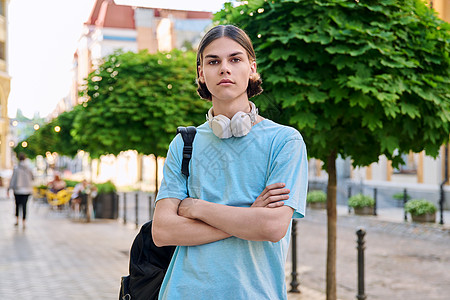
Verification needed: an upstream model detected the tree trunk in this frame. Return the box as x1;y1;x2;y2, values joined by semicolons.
326;150;337;300
154;155;159;198
87;158;94;223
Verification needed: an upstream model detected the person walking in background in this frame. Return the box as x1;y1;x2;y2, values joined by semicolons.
152;25;308;299
7;153;34;229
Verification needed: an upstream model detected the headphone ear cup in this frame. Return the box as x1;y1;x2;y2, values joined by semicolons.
231;112;252;137
211;115;233;139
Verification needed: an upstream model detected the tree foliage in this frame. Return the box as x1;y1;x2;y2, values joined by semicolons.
216;1;450;298
73;49;210;158
14;108;80;158
217;0;450;168
51;108;83;157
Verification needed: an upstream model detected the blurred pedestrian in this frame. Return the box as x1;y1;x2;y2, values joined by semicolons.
152;25;308;299
8;153;34;228
70;179;95;217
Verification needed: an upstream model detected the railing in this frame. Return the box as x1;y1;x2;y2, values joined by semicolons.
118;191;156;228
310;179;446;224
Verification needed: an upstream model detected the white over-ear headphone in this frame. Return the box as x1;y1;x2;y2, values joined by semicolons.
206;101;259;139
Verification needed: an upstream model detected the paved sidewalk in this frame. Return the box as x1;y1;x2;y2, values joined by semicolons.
1;195;448;299
0;198;330;299
0;198;135;299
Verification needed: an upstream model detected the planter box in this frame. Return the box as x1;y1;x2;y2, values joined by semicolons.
354;206;374;216
93;192;119;219
308;202;326;209
411;212;436;223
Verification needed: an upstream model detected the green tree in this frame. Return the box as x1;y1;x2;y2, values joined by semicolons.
52;107;84;157
216;0;450;298
14;121;57;158
14;107;83;159
14;134;40;158
74;49;210;194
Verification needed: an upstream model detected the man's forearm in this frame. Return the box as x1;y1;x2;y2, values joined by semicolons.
181;199;293;243
152;198;231;247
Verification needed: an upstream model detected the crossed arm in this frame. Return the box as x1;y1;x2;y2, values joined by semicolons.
152;183;294;247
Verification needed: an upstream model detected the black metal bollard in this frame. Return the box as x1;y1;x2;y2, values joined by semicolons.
348;186;352;214
439;144;448;225
135;192;139;229
356;228;367;300
439;189;445;225
403;188;408;222
123;192;127;225
289;219;300;293
373;188;377;216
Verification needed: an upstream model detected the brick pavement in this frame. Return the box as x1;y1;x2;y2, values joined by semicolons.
0;198;135;299
1;194;449;300
0;197;330;300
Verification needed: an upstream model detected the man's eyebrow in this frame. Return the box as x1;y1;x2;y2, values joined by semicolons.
204;51;245;59
229;51;244;57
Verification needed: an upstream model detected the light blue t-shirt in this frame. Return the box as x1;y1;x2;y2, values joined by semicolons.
156;119;308;299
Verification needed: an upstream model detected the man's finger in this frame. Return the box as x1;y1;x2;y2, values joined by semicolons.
264;194;289;205
265;182;286;191
261;189;290;201
266;201;284;208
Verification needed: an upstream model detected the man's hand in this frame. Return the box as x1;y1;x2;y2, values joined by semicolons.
252;183;290;208
178;197;204;219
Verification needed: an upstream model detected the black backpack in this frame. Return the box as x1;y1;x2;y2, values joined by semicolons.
119;126;197;300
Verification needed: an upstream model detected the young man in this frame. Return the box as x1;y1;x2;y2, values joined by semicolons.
153;25;308;299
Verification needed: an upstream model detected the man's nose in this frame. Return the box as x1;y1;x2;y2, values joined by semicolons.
219;61;231;75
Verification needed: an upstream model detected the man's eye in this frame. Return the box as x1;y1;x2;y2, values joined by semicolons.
231;58;241;63
208;60;219;65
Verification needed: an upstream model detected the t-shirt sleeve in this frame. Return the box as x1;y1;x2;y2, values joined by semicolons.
266;131;308;218
156;135;188;202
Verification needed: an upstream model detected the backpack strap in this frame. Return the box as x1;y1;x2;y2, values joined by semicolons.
177;126;197;177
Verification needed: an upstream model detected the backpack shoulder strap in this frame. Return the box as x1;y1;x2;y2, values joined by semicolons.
177;126;197;177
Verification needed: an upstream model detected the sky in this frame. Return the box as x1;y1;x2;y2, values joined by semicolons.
7;0;231;119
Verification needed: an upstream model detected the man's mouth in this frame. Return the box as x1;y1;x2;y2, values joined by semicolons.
218;79;234;85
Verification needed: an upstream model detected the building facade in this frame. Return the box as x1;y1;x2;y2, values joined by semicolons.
0;0;10;170
69;0;211;109
53;0;212;189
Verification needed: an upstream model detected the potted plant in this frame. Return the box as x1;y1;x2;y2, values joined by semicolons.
405;199;437;223
64;179;81;188
307;190;327;209
93;181;119;219
348;194;375;215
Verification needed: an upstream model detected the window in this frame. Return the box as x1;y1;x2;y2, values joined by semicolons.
394;152;417;174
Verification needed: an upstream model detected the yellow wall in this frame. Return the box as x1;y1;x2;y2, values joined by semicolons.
0;0;10;169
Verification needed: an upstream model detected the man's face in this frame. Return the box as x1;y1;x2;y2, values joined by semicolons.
198;37;256;103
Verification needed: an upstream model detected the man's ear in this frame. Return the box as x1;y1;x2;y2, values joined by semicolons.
249;60;257;77
198;66;205;83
